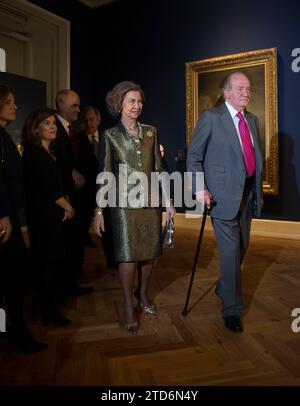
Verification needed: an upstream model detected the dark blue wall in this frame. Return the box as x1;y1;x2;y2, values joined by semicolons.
29;0;94;104
29;0;300;220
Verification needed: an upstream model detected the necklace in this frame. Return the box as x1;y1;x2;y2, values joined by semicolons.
122;120;137;132
127;125;136;131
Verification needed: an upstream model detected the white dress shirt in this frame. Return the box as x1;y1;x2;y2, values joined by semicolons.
225;101;254;148
87;129;99;144
56;114;71;135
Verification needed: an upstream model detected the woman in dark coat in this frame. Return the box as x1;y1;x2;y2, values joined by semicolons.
0;84;47;352
22;107;74;326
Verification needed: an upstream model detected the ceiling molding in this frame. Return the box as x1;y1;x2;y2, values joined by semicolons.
78;0;118;8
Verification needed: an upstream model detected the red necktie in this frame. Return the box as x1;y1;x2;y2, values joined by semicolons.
68;125;77;157
237;112;255;177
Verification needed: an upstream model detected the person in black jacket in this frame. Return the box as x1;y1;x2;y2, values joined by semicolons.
23;107;75;327
77;106;100;248
77;106;116;269
53;89;93;296
0;84;47;352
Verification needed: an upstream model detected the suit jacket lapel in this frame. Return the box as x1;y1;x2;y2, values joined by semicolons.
56;117;69;139
219;104;244;166
245;113;258;145
245;113;263;172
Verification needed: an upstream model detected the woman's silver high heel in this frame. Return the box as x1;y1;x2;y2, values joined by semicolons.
139;302;159;316
120;305;139;334
134;289;159;316
119;321;139;335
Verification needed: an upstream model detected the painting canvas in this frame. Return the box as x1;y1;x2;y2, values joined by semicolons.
186;48;278;194
0;71;46;145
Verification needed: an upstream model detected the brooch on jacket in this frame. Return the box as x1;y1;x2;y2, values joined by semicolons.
146;130;153;138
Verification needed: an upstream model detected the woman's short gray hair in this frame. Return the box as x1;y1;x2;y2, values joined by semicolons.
106;81;145;118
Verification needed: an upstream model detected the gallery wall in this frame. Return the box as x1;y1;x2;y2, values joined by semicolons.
28;0;300;220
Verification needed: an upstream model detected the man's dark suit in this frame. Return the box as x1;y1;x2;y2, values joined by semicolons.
76;130;115;268
53;119;75;196
187;103;263;318
53;118;85;287
76;130;99;200
76;130;99;241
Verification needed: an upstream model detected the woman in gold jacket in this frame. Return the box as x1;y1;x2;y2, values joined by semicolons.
94;81;175;334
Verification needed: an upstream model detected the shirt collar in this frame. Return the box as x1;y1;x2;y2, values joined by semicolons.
56;114;70;132
225;101;244;119
88;129;99;140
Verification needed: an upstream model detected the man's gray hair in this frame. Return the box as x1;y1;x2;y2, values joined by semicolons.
55;89;72;110
82;106;101;120
222;71;250;91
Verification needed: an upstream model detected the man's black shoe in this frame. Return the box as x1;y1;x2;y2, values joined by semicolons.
14;336;48;353
224;315;243;332
84;235;97;248
0;331;7;339
8;325;48;352
67;285;94;296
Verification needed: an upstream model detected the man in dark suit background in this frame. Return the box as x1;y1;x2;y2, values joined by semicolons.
187;71;263;332
54;89;93;296
77;106;116;269
77;106;101;248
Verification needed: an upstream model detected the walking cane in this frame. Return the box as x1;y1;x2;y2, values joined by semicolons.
181;201;214;316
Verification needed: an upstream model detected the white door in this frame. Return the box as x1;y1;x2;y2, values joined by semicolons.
0;0;69;106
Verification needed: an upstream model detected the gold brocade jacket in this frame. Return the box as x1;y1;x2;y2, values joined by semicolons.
96;121;169;209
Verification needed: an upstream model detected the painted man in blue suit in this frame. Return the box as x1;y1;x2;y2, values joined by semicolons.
187;71;263;332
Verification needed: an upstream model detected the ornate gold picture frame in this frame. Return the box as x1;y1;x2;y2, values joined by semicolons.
186;48;278;194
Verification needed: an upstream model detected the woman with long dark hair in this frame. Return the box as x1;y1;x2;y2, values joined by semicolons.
0;84;47;352
22;107;74;327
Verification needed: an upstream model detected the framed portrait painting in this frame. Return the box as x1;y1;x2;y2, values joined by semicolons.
186;48;278;194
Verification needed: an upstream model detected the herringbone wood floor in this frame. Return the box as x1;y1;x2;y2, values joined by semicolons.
1;225;300;386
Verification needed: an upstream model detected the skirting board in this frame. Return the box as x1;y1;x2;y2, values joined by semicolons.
163;213;300;240
23;214;300;241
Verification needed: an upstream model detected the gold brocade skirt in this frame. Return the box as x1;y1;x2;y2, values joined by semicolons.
110;207;162;262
